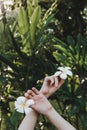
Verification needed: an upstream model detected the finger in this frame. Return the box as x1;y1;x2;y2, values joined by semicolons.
58;79;64;88
54;76;59;87
27;90;36;97
24;92;32;99
24;92;29;98
32;87;40;95
49;76;55;85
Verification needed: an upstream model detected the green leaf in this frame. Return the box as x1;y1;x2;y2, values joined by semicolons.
80;113;87;130
30;6;41;45
10;110;23;129
53;52;67;64
27;2;33;17
52;37;67;48
32;0;38;6
18;7;29;35
0;76;6;82
69;105;78;116
67;35;75;46
54;44;68;54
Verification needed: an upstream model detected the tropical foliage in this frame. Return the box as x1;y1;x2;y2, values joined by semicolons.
0;0;87;130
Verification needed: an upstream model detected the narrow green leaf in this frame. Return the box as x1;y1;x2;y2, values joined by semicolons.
10;110;23;128
67;35;75;46
54;45;69;55
53;52;67;64
27;2;33;17
30;6;41;44
18;7;29;35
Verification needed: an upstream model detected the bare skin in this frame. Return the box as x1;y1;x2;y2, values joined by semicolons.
25;87;52;115
18;75;64;130
28;88;76;130
25;75;64;98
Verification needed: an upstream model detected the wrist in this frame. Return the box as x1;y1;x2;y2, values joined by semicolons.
28;108;38;117
45;106;54;117
40;89;49;98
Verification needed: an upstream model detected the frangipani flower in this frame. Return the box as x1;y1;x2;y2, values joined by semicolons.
54;66;73;79
15;96;34;115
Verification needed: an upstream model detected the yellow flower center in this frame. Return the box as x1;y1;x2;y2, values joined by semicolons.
21;103;27;108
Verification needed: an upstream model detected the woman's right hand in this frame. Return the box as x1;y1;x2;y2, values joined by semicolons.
40;75;64;98
25;87;52;115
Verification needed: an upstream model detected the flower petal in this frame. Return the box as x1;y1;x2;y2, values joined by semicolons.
60;73;67;79
57;67;64;71
65;67;71;70
16;96;26;104
16;107;24;113
26;99;35;107
66;70;73;76
25;107;32;115
54;71;61;76
15;101;20;108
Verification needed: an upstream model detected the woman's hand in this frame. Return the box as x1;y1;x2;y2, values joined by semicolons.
25;75;64;99
40;75;64;98
25;87;52;115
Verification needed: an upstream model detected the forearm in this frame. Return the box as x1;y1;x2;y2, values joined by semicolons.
46;107;76;130
18;88;43;130
18;109;38;130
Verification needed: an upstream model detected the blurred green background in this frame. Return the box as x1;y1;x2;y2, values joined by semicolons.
0;0;87;130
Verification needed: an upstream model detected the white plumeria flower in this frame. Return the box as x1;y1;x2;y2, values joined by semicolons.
54;66;73;79
15;96;34;115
